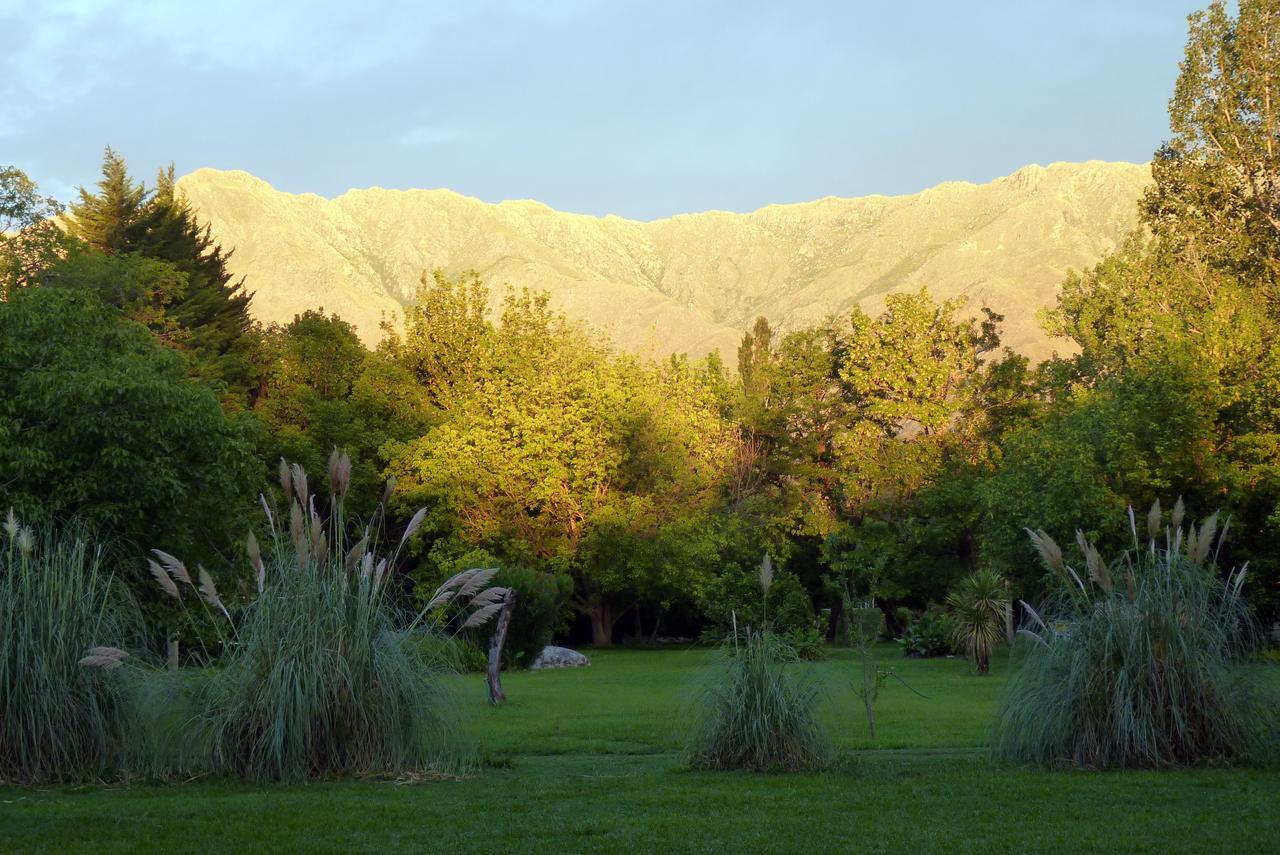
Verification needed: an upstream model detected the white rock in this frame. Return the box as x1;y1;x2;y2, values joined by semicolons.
530;645;591;670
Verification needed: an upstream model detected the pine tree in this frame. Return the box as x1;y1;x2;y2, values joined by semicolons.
136;164;257;397
65;150;257;402
66;147;149;253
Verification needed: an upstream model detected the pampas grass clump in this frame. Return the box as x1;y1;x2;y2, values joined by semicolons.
124;456;507;782
687;552;831;772
687;629;832;772
994;501;1279;768
0;513;133;783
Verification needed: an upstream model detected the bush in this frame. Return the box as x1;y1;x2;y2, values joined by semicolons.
416;633;489;674
698;565;814;641
0;288;259;607
687;630;832;771
0;514;134;783
419;556;571;669
994;504;1280;768
784;619;827;661
898;607;956;658
489;566;571;667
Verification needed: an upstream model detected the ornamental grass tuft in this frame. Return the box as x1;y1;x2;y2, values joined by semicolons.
993;501;1279;769
0;513;134;783
103;457;507;782
687;555;832;771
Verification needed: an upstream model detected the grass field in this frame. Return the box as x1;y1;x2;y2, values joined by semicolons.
2;646;1277;853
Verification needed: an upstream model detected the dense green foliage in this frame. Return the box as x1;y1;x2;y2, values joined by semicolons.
64;150;257;399
0;288;259;580
252;310;434;515
385;274;739;646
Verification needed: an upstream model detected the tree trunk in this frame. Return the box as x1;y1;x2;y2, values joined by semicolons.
487;589;516;705
859;642;877;740
1005;598;1016;647
588;601;617;647
649;608;664;643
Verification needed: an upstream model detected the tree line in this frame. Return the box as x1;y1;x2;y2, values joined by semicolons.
2;0;1277;648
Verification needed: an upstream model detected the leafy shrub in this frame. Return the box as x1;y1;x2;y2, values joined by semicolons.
946;569;1010;674
994;502;1280;768
898;608;956;657
419;556;571;669
0;514;134;783
492;566;572;667
687;630;832;771
698;560;814;641
416;633;489;674
784;620;828;661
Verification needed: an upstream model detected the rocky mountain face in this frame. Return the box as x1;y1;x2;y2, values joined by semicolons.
177;161;1151;360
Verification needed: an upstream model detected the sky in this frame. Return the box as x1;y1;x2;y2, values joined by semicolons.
1;1;1196;221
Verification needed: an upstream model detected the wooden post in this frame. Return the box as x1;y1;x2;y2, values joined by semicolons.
487;589;516;705
167;638;179;672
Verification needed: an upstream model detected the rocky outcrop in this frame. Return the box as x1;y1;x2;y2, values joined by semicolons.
177;161;1151;361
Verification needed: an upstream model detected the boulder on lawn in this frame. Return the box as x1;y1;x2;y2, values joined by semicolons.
530;646;591;670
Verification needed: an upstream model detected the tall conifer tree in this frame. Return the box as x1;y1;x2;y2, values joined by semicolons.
66;149;257;401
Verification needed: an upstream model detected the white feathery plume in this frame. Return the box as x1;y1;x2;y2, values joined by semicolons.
148;558;180;599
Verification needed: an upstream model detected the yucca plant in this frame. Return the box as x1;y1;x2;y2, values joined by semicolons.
105;454;507;781
0;511;134;783
946;569;1010;675
993;500;1278;768
686;554;832;771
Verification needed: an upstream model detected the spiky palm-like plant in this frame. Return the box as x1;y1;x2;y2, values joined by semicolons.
947;569;1010;675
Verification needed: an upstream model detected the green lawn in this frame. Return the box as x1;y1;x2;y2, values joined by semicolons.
3;646;1277;853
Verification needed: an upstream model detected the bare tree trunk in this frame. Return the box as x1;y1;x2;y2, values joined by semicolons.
166;638;179;672
487;589;516;705
588;601;617;647
859;639;876;740
649;608;664;643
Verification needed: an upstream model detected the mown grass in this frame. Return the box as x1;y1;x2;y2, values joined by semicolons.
466;645;1007;756
3;646;1278;853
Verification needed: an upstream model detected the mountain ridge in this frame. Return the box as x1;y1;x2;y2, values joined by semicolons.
176;160;1152;360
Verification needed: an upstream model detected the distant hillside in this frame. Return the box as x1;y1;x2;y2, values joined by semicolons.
177;161;1151;360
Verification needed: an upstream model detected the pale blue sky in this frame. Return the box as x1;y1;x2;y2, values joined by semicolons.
2;1;1194;220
